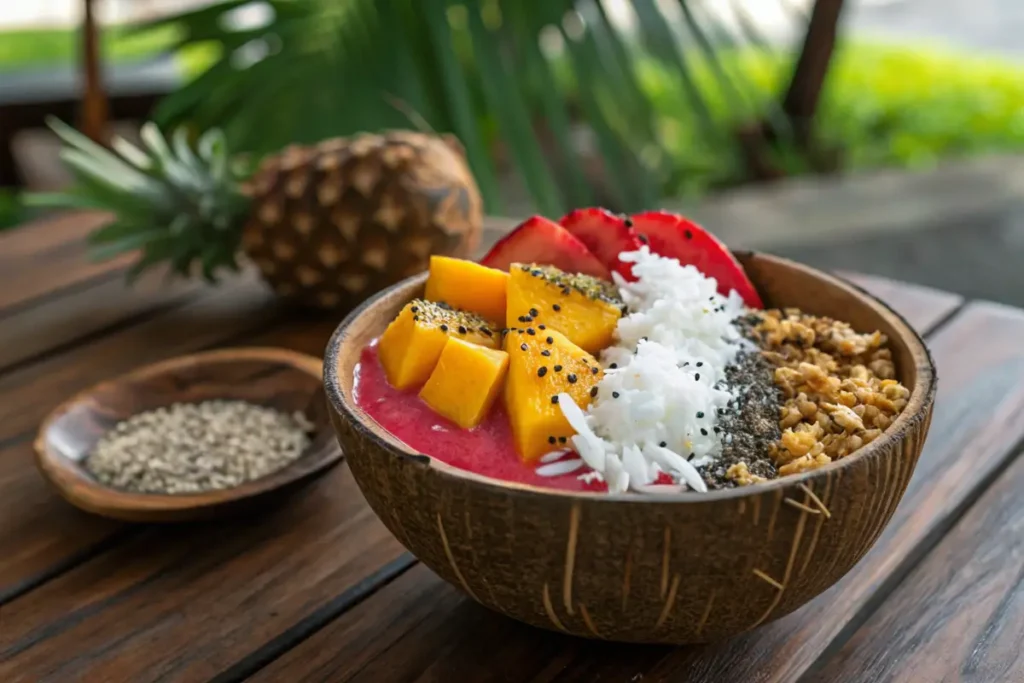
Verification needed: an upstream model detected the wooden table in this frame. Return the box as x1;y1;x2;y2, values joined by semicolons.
1;212;1022;683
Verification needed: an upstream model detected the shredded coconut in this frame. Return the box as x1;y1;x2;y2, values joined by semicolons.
558;247;745;493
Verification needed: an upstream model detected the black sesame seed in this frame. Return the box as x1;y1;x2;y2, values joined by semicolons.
413;316;419;322
538;367;548;377
559;436;567;444
688;453;695;461
696;361;704;367
612;391;620;398
527;328;536;335
562;287;572;295
440;324;448;332
590;387;598;398
659;441;667;447
700;428;708;436
546;336;554;344
624;217;634;228
641;336;648;342
548;436;556;444
520;343;528;351
684;229;693;239
553;365;563;372
609;363;617;369
458;325;467;334
696;411;705;418
551;395;559;404
694;373;701;381
482;328;493;336
541;350;551;357
411;306;419;313
567;374;577;383
518;316;529;323
552;304;561;312
637;233;647;243
529;308;539;317
591;366;599;375
538;324;546;330
714;426;721;434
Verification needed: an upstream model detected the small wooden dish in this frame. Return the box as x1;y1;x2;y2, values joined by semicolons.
323;253;937;644
36;347;341;522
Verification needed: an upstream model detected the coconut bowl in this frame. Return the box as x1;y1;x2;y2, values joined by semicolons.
323;253;935;644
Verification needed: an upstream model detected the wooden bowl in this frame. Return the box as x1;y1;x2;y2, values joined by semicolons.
36;347;341;522
323;253;936;644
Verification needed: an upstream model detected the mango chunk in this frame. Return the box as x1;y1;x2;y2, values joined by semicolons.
425;256;509;322
506;264;623;354
420;338;509;428
378;299;499;390
504;327;603;463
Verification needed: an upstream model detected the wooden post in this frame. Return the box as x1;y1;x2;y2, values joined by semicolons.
81;0;109;142
781;0;845;141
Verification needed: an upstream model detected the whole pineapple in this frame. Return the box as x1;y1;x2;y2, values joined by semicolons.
40;119;482;311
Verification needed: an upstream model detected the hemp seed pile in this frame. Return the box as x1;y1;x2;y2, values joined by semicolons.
85;400;315;494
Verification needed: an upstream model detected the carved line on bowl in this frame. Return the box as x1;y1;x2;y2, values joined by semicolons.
750;489;812;630
654;573;681;629
799;473;834;578
563;501;581;616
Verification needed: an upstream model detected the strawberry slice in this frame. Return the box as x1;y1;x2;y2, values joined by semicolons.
559;207;643;280
480;216;611;279
631;210;763;308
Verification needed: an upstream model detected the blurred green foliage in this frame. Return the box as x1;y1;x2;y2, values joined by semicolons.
0;26;215;75
635;42;1024;196
2;16;1023;233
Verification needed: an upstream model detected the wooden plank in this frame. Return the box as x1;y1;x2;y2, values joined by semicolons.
0;467;411;682
252;301;1024;683
0;212;130;313
0;436;122;603
810;451;1024;682
841;271;962;334
0;266;204;374
0;272;280;444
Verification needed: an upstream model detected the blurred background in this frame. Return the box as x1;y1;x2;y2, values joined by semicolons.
2;0;1022;303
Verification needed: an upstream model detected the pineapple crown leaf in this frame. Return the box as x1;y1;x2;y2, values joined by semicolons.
33;116;252;285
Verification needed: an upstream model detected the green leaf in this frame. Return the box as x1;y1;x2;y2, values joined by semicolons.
465;4;563;215
419;0;503;212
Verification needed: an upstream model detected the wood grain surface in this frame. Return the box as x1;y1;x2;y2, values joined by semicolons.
1;212;1012;683
810;451;1024;682
0;211;125;312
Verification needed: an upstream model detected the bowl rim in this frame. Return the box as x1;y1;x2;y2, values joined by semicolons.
323;252;937;503
34;346;342;517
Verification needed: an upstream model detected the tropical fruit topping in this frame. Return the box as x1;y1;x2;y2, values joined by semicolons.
504;328;603;463
480;216;611;279
506;264;623;354
630;210;763;308
420;338;509;429
378;299;499;390
559;207;643;281
425;255;509;322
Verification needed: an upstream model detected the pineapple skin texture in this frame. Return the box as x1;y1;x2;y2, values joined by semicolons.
240;131;482;311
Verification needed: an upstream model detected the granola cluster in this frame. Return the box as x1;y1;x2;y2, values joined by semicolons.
754;309;910;477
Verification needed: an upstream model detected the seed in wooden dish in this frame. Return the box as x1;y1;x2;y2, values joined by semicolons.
84;399;315;495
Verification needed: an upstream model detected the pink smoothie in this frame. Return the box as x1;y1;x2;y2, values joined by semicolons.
353;341;607;492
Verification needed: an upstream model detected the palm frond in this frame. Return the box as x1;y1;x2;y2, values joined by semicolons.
141;0;822;211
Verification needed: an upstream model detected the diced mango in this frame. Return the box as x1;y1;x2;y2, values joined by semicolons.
504;327;603;463
378;299;499;390
425;256;509;322
420;338;509;428
506;264;622;354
